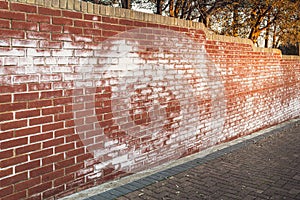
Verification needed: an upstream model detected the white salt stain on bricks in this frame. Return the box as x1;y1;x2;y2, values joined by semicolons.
74;35;93;43
27;49;50;57
0;49;25;56
52;49;73;57
13;75;39;84
4;58;19;66
64;73;83;81
12;39;38;48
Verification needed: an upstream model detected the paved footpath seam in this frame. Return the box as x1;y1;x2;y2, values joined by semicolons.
63;118;300;200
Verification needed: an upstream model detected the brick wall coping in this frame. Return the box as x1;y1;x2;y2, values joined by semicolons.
5;0;300;58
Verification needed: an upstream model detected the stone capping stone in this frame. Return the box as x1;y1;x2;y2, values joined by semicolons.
6;0;300;58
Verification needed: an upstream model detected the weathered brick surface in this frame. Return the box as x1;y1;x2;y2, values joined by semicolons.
0;0;299;199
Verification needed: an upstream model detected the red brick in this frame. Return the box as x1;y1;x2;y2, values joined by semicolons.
28;99;53;108
30;116;53;126
0;10;25;20
0;84;27;93
119;19;134;26
0;19;9;28
74;20;93;28
0;37;10;46
39;23;63;33
53;97;72;105
43;185;64;199
16;109;40;119
28;181;52;196
0;113;13;122
16;143;41;155
55;112;74;122
84;28;102;36
66;147;85;158
55;143;75;154
26;194;42;200
15;176;41;191
43;138;64;148
52;33;73;41
15;126;40;137
0;168;12;179
0;131;13;141
74;35;93;42
64;26;83;34
102;16;118;24
39;40;62;49
55;158;75;171
12;21;38;31
30;148;53;160
27;31;50;40
55;128;75;137
0;149;13;160
0;1;8;9
0;28;25;38
42;153;64;166
42;122;63;132
96;23;126;32
30;131;53;143
62;10;82;19
1;120;27;131
11;3;37;13
53;17;73;25
0;102;27;112
13;75;39;84
0;172;28;187
16;160;40;173
1;137;28;149
102;30;118;37
30;165;53;178
0;154;28;168
12;39;38;48
84;14;101;21
1;190;26;200
0;185;13;198
54;173;74;186
77;153;93;163
66;134;81;143
14;92;39;102
42;169;64;183
38;7;61;16
42;106;63;115
65;103;84;112
66;162;84;174
66;177;84;190
28;83;51;91
40;90;63;99
27;14;50;23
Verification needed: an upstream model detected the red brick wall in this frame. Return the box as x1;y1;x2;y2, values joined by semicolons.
0;0;300;199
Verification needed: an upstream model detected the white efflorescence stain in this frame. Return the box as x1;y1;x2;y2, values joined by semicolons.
73;28;227;174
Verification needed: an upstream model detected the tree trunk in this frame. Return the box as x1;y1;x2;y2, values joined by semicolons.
264;13;271;48
174;0;182;18
232;5;239;36
272;25;277;48
121;0;130;9
169;0;175;17
157;0;163;14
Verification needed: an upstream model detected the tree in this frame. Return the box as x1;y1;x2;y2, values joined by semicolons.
210;0;299;48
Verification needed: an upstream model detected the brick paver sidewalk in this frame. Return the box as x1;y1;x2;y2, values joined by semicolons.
87;120;300;200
